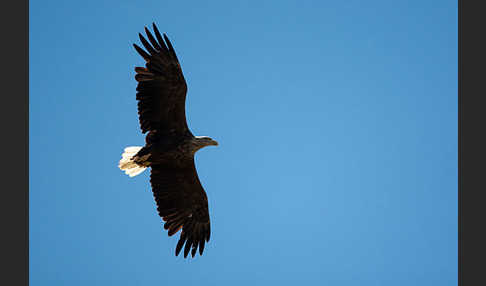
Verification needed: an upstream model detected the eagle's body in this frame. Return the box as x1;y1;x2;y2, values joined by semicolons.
132;136;216;167
118;24;217;258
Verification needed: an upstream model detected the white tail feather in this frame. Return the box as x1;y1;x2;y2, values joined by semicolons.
118;146;147;177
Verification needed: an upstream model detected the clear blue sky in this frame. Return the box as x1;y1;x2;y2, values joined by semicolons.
30;0;457;285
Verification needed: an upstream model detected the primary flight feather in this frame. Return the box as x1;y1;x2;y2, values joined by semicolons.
118;23;218;258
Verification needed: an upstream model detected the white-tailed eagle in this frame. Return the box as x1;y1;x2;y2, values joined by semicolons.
118;23;218;258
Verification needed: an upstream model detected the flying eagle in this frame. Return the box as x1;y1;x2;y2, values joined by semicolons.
118;23;218;258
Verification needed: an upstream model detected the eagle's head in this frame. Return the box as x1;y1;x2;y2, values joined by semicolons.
194;136;219;150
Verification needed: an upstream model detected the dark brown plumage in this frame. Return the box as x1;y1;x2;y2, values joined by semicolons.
119;23;217;258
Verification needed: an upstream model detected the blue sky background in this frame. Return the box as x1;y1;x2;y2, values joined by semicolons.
30;0;457;285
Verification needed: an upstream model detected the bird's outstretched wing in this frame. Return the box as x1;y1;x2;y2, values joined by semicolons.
133;23;190;138
150;160;211;258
